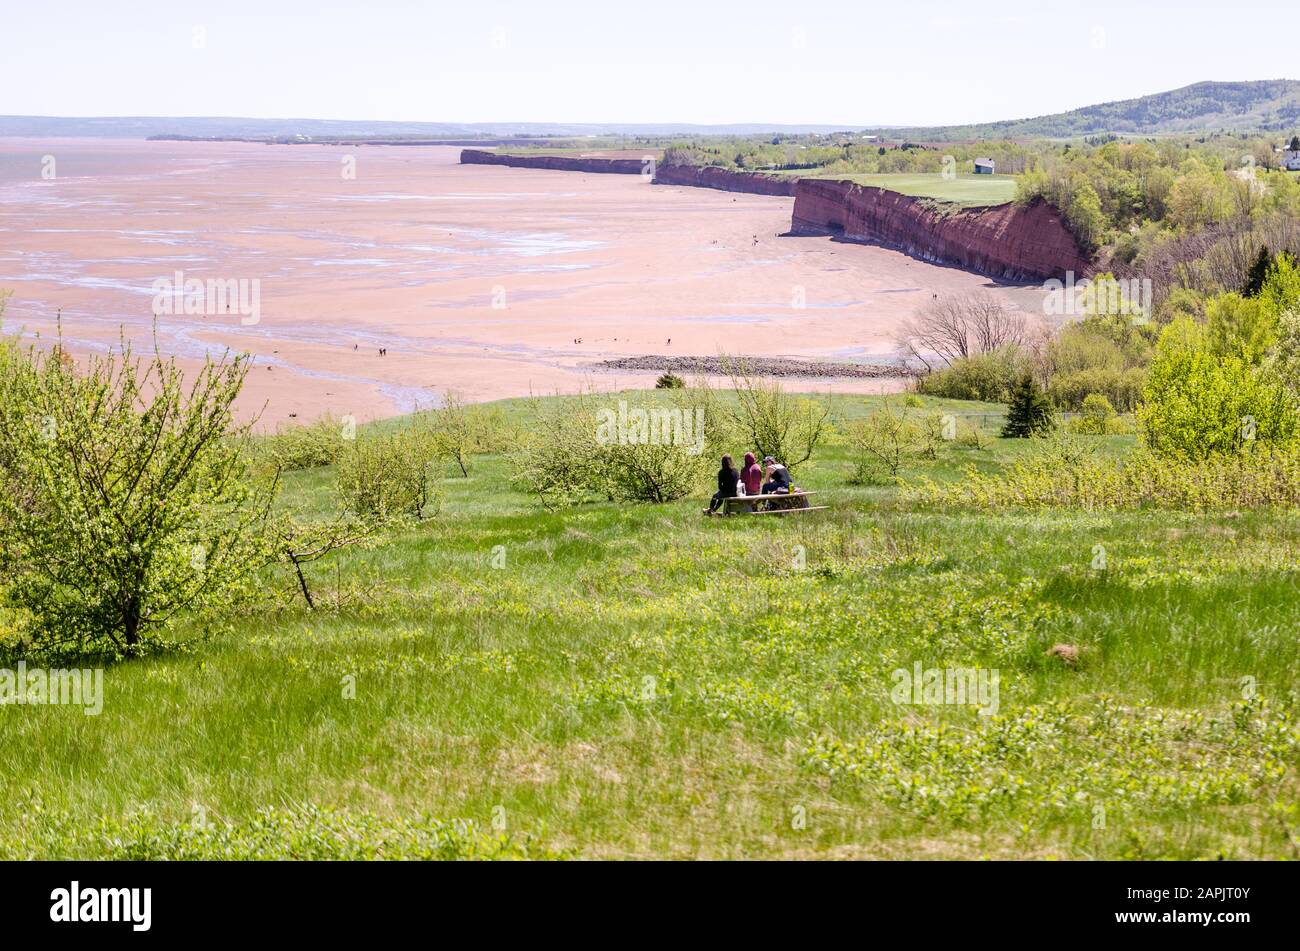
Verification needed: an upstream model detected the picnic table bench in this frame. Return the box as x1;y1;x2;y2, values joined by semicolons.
718;490;827;516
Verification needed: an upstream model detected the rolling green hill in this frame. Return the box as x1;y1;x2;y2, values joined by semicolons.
868;80;1300;140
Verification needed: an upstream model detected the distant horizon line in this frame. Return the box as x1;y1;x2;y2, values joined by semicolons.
0;115;883;128
4;78;1297;135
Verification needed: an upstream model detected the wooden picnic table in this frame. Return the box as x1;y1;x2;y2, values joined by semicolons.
718;490;827;516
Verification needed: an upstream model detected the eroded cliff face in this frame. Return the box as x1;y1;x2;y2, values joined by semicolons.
458;152;797;194
790;179;855;231
650;164;798;197
459;148;646;174
791;179;1090;282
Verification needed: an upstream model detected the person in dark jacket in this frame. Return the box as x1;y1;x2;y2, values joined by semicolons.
761;455;792;495
705;454;740;514
740;451;762;496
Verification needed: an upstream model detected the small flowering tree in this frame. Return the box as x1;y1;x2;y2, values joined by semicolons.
0;334;273;654
722;359;830;474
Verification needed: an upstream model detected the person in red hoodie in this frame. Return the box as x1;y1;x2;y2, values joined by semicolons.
740;451;762;496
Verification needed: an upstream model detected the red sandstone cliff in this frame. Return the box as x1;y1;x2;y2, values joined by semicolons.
460;148;646;174
459;151;797;194
791;179;1090;282
650;164;798;197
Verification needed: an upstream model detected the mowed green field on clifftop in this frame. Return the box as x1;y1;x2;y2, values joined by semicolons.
793;172;1019;206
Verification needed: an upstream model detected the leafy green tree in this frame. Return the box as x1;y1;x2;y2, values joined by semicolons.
1001;375;1056;438
1157;286;1207;324
1137;318;1297;460
510;395;605;509
1066;182;1107;251
598;386;719;503
600;440;711;503
273;513;379;609
0;338;272;653
1206;293;1276;365
263;413;350;471
1045;318;1149;411
1266;306;1300;399
1259;252;1300;320
429;392;473;477
336;428;437;520
1079;272;1148;324
1078;394;1118;434
1166;166;1235;230
846;402;939;483
1048;366;1146;413
510;386;719;506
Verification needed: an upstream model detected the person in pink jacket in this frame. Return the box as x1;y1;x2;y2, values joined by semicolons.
740;451;762;495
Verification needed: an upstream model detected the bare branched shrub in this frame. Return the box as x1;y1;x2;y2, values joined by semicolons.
966;293;1032;355
895;292;1031;370
721;358;830;472
273;514;379;609
1136;210;1300;313
423;390;512;477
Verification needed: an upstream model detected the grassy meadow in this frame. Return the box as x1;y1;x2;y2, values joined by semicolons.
2;391;1297;860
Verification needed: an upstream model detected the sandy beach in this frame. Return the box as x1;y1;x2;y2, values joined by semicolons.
0;139;1047;426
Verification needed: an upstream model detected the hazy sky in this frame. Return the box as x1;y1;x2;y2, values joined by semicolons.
3;0;1294;126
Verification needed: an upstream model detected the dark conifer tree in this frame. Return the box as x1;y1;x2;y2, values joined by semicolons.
1001;375;1055;438
1243;246;1274;297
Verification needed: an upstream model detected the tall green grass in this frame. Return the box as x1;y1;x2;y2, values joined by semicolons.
1;392;1296;860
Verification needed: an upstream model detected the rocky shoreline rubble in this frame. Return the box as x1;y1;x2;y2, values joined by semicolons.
592;355;921;380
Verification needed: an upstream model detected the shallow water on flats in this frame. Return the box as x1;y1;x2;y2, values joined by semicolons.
0;139;1050;426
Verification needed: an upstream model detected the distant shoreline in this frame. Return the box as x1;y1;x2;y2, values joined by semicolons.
145;135;563;147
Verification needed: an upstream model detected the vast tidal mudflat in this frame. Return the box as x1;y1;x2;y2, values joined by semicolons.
0;139;1047;425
